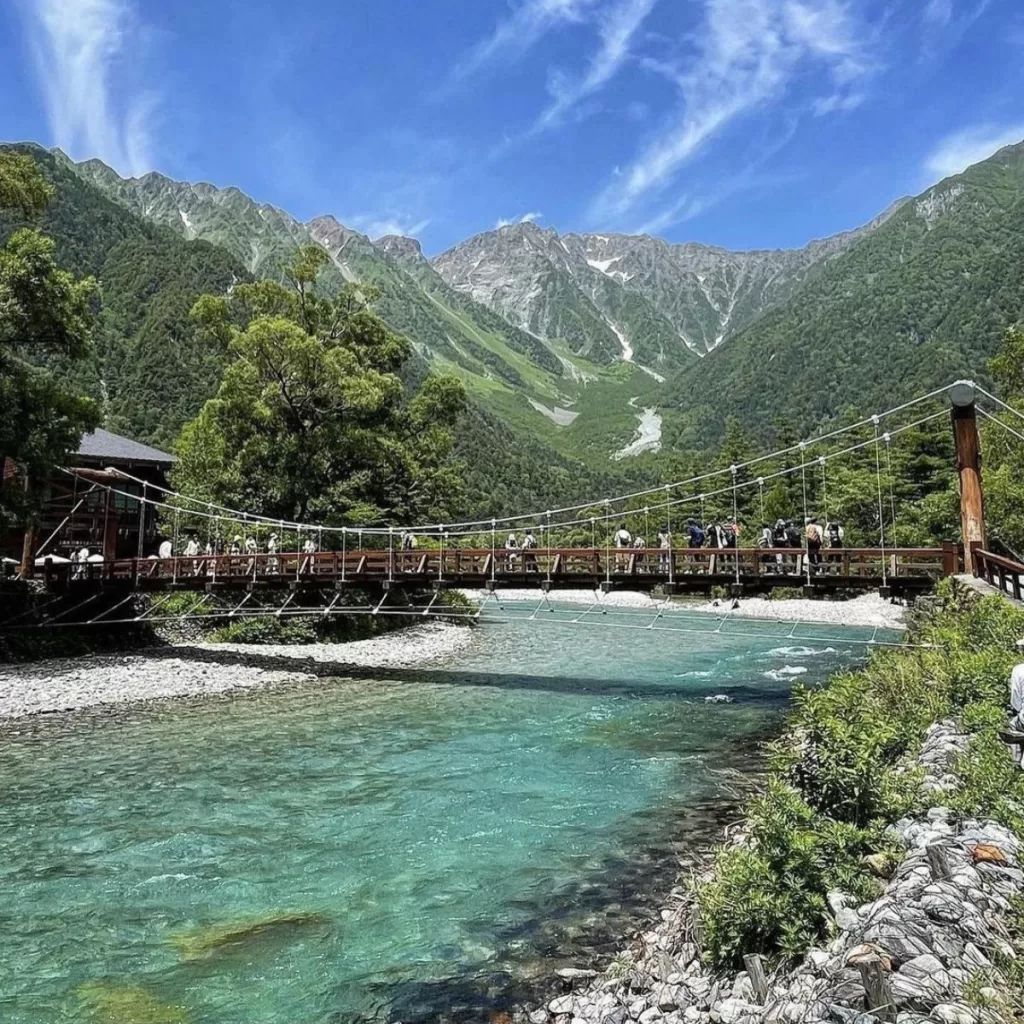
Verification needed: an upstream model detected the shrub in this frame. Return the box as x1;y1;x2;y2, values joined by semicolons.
699;581;1024;970
210;616;318;645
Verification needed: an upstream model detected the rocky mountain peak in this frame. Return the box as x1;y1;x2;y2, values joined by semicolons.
374;234;425;264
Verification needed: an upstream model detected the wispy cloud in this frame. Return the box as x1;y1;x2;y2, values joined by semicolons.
919;0;990;58
535;0;658;130
451;0;600;84
17;0;158;175
496;211;544;228
348;214;431;240
923;0;953;27
923;122;1024;181
589;0;876;228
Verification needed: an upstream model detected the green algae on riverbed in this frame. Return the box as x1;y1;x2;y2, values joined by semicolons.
76;981;188;1023
171;912;332;962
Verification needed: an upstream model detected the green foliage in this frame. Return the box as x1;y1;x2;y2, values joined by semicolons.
700;581;1024;970
0;151;100;524
173;249;466;526
701;780;884;967
209;616;318;645
664;141;1024;450
0;144;249;451
0;152;52;215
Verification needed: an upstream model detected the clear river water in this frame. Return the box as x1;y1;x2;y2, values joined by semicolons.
0;610;891;1024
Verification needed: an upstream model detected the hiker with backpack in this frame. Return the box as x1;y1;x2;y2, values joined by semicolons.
826;520;845;571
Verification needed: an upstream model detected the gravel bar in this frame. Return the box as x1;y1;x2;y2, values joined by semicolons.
460;590;906;630
0;622;476;720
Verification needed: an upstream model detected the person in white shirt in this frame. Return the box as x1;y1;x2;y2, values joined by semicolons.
244;535;257;574
657;526;671;573
505;533;519;569
614;524;631;570
1010;645;1024;766
522;529;538;572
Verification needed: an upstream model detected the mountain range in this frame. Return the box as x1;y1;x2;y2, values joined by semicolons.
5;138;1024;514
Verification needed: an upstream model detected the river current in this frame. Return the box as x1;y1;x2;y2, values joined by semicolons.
0;611;890;1023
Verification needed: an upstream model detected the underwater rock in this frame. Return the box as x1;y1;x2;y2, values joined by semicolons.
171;910;331;961
76;980;189;1023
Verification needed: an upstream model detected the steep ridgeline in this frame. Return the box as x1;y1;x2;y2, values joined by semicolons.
70;156;674;464
72;158;567;390
305;216;564;383
32;147;639;511
662;139;1024;450
431;216;891;365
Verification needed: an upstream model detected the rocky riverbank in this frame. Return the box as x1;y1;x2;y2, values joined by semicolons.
523;720;1023;1024
0;622;475;718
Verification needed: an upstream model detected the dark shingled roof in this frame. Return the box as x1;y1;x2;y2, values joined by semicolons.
75;428;176;467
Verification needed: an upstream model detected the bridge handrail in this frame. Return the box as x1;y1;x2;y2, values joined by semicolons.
33;545;953;588
973;547;1024;601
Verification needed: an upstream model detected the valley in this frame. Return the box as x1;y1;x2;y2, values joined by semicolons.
5;137;1024;518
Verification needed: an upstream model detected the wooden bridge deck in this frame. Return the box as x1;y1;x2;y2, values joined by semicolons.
33;545;959;597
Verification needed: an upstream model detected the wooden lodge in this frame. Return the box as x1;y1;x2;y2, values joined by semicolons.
2;428;176;570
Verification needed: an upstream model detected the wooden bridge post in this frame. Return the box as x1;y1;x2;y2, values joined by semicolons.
950;381;986;575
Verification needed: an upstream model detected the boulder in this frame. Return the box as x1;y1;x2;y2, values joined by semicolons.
549;996;575;1016
765;1000;809;1023
807;950;831;971
963;942;991;971
713;997;759;1024
639;1008;665;1024
930;1003;976;1024
557;968;599;983
630;997;649;1018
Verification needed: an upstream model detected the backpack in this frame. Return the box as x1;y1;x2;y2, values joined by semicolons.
785;526;800;548
723;525;737;548
690;525;705;547
828;523;842;545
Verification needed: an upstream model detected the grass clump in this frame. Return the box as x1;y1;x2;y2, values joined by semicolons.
698;579;1024;970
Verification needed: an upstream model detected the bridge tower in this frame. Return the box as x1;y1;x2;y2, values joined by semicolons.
949;380;986;574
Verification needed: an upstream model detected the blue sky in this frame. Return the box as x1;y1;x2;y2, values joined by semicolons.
2;0;1023;255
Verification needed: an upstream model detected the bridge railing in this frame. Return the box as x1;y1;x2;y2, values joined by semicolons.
972;547;1024;601
35;544;955;588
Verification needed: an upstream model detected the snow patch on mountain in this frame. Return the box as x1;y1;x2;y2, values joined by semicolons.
637;365;666;383
604;319;633;362
527;399;579;426
613;406;662;459
178;208;196;239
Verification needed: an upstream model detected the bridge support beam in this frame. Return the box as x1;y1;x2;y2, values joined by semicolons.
950;382;986;575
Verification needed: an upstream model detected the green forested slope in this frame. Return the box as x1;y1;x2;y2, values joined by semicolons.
662;141;1024;449
1;144;249;448
2;144;629;516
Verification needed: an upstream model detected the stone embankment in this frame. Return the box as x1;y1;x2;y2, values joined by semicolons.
525;722;1023;1024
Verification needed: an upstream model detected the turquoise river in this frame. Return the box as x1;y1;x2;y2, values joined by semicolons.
0;609;893;1023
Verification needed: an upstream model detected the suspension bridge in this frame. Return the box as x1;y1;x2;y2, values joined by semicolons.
6;379;1024;630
